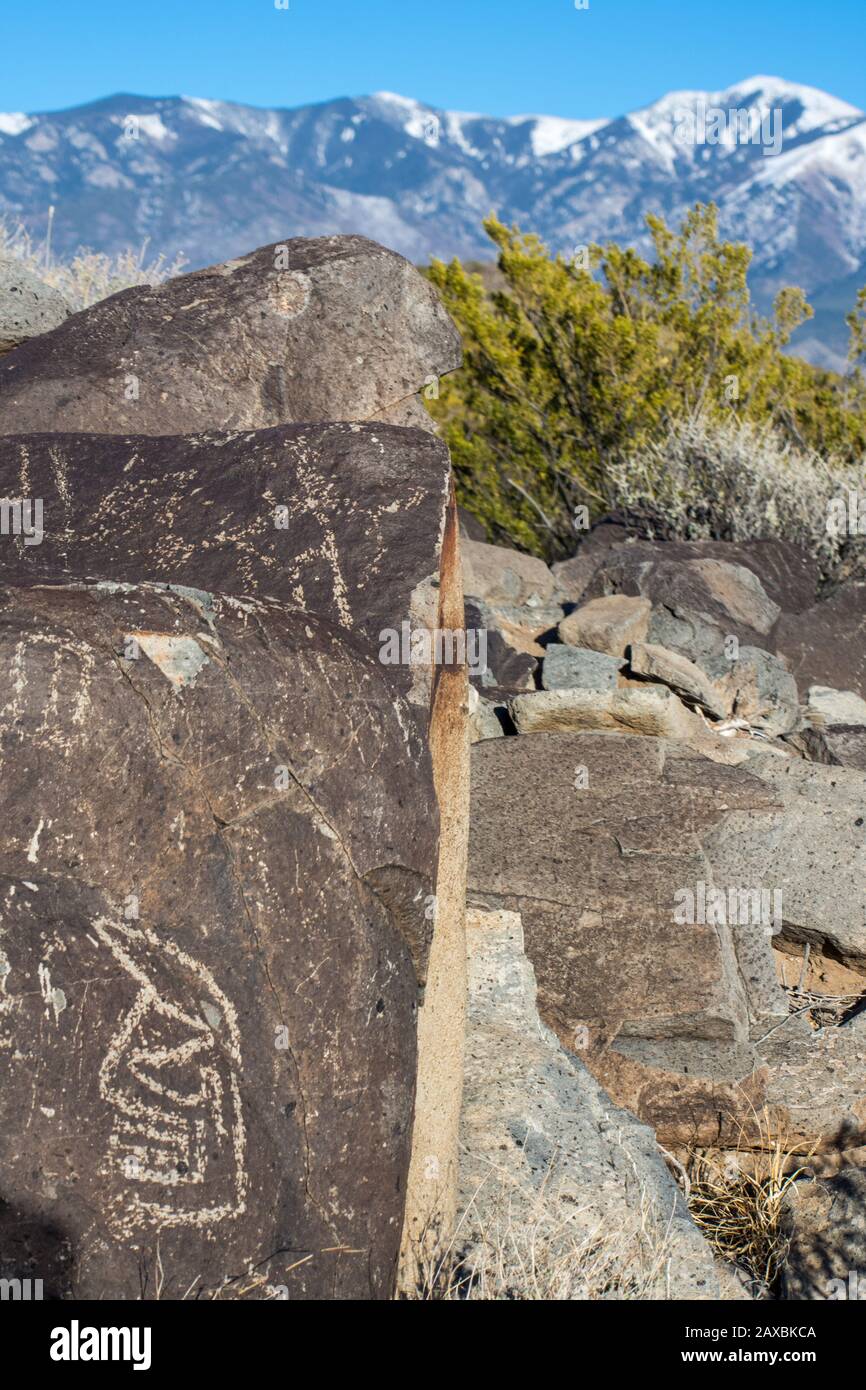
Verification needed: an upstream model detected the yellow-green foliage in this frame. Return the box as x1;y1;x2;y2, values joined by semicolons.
426;204;866;558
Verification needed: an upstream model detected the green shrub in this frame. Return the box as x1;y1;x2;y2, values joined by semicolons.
426;204;866;560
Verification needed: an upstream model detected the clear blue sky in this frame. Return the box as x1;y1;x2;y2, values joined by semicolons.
3;0;865;119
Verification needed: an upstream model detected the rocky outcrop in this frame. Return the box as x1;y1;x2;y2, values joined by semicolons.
706;754;866;966
507;687;751;763
582;551;782;645
461;523;866;1192
0;238;470;1301
0;236;461;434
0;259;70;353
800;724;866;771
559;594;651;656
469;732;782;1072
462;539;555;606
552;530;820;615
458;906;729;1299
0;423;453;688
542;644;624;691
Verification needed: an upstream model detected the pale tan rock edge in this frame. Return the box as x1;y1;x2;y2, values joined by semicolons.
398;490;470;1290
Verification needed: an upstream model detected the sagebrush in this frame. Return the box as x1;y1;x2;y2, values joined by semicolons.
0;217;186;312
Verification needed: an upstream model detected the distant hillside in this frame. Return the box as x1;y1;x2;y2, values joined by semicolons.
2;76;865;367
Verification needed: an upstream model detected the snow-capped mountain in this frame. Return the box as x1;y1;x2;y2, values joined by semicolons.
1;77;865;366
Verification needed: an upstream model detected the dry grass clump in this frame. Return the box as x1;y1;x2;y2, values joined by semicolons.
683;1112;813;1295
0;217;186;311
411;1172;690;1301
607;412;865;585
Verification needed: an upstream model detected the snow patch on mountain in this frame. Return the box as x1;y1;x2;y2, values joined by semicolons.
1;76;864;366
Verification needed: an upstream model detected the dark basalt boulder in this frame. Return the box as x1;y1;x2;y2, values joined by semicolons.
0;422;452;692
0;235;461;435
0;583;435;1299
0;418;469;1299
554;532;820;614
773;583;866;700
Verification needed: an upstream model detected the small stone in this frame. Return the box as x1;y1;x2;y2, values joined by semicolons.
807;685;866;727
558;594;651;657
0;258;70;352
542;643;623;691
462;540;555;605
629;640;728;718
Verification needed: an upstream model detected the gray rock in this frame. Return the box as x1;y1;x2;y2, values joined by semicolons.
800;725;866;771
0;258;70;352
462;539;554;605
585;554;781;639
782;1169;866;1300
0;235;461;433
468;686;507;743
559;594;651;656
468;732;787;1145
706;645;800;736
705;753;866;965
465;600;538;692
564;534;819;614
646;604;729;669
481;600;565;633
459;906;727;1299
629;640;728;718
542;643;623;691
508;686;750;763
807;685;866;727
759;1012;866;1157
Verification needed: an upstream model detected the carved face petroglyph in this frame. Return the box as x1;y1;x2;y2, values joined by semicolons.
93;916;247;1237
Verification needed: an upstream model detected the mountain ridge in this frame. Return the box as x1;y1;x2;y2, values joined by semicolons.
2;75;865;367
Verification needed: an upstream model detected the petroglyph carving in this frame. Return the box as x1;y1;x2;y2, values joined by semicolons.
92;915;247;1236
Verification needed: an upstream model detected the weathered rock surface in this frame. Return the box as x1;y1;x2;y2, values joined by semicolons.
705;645;800;736
508;686;750;763
459;906;727;1299
462;540;554;606
558;594;651;656
0;423;451;695
774;584;866;700
0;236;461;434
759;1014;866;1156
629;641;728;718
782;1169;866;1300
800;724;866;771
0;417;471;1299
0;583;433;1299
0;259;70;353
704;753;866;966
467;722;866;1155
583;553;781;640
807;685;866;727
542;643;623;692
468;686;507;743
468;732;784;1060
464;601;538;691
554;533;819;615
